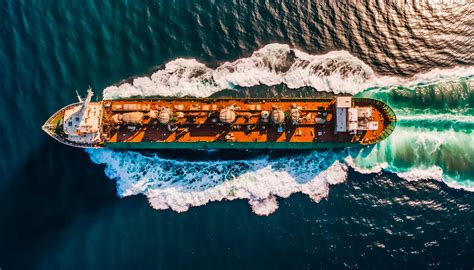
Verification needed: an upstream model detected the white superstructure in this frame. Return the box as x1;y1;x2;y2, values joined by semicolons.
335;97;379;134
63;88;103;144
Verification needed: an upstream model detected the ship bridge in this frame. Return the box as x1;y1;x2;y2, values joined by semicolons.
62;89;103;145
42;88;103;147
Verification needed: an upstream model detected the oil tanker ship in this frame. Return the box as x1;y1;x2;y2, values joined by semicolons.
42;89;396;149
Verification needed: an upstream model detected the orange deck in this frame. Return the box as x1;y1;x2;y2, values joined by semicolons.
101;98;389;145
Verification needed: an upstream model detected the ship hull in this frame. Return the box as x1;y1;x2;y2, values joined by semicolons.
43;96;397;149
104;141;358;150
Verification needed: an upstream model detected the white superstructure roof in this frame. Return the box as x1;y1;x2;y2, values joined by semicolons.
63;103;103;144
336;97;352;108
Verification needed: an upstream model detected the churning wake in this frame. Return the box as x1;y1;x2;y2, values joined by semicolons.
89;44;474;215
103;44;474;98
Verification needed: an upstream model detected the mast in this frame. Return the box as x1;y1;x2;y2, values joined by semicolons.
82;87;93;110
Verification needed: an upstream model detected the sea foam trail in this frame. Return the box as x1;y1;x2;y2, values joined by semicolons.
87;120;473;216
87;115;473;215
103;43;474;99
87;149;348;215
347;126;474;191
92;44;474;215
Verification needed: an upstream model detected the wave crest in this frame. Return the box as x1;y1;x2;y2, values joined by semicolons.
87;149;348;215
104;44;472;99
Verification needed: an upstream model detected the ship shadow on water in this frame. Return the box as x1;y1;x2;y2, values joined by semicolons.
131;148;317;161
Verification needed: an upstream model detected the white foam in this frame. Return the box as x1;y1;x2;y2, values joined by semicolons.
397;113;474;124
87;149;347;215
87;125;473;215
88;125;473;216
104;59;219;98
345;156;387;175
396;167;445;182
103;43;474;99
248;196;279;216
349;125;474;190
396;167;474;192
94;44;474;215
212;45;379;94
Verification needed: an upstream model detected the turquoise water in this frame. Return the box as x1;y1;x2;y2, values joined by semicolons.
354;77;474;188
1;0;473;269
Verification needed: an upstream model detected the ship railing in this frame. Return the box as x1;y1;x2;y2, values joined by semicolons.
47;131;101;148
42;102;82;126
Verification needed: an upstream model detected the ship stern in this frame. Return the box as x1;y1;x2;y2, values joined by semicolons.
42;102;103;148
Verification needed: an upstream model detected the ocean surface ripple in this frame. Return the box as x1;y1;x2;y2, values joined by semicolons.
1;0;473;268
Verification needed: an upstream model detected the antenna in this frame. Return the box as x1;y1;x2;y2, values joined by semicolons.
79;87;94;111
76;90;83;103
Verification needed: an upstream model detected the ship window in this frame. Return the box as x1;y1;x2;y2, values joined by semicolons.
75;117;79;121
68;121;72;127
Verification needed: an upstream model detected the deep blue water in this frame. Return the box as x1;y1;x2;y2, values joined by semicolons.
1;1;473;269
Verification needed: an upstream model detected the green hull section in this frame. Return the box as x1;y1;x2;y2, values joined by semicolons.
104;141;359;150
